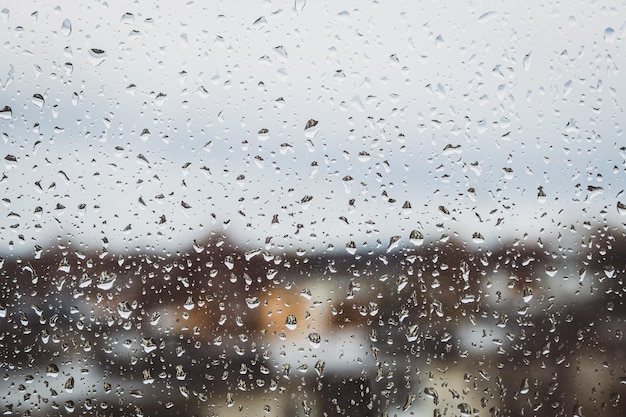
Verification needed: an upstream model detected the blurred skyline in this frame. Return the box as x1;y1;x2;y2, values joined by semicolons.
1;0;625;255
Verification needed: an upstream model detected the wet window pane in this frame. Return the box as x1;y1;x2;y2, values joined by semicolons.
1;2;624;416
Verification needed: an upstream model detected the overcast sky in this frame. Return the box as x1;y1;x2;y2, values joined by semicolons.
1;0;625;256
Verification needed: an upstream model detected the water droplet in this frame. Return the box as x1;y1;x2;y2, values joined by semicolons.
545;265;558;277
258;128;270;141
46;363;59;377
410;230;424;246
386;235;401;253
304;119;319;138
432;299;444;317
246;297;260;309
461;294;476;304
130;389;144;398
141;337;157;353
523;52;532;71
176;365;187;380
603;264;615;279
424;387;439;405
142;369;154;384
242;248;260;262
294;0;306;13
308;332;321;348
345;240;357;255
31;94;44;108
31;304;43;317
342;175;353;193
96;272;117;290
183;296;195;310
522;285;533;303
4;155;16;171
478;11;497;23
519;378;530;394
369;302;379;316
252;16;267;28
458;403;471;417
64;376;74;393
472;232;485;243
118;301;132;319
572;403;584;417
617;201;626;215
442;143;462;155
285;314;297;330
61;19;71;36
88;48;107;66
300;195;313;209
406;324;419;342
397;274;408;292
314;360;325;377
79;273;92;288
224;255;234;270
604;27;615;43
121;12;134;23
272;45;288;63
149;312;161;325
64;401;75;413
537;186;547;203
0;106;12;120
435;34;444;47
226;392;234;407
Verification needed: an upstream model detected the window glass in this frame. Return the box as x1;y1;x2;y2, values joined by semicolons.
1;2;624;416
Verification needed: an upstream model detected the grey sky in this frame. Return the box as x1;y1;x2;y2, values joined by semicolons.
1;1;625;255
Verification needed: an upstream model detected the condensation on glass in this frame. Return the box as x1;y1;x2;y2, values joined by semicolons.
0;2;624;417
